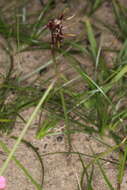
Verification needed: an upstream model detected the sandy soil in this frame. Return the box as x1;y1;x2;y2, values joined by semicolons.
0;0;127;190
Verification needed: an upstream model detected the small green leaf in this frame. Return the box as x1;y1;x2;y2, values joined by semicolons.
85;18;97;60
36;118;58;139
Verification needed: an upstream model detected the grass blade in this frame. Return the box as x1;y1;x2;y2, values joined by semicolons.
117;143;127;188
0;79;56;176
0;140;41;190
85;18;97;61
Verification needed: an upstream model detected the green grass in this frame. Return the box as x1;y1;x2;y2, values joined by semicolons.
0;0;127;189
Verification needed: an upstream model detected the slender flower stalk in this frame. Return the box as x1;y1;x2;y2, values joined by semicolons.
46;12;75;153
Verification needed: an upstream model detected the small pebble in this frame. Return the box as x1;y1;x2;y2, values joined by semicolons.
56;136;63;142
44;143;48;149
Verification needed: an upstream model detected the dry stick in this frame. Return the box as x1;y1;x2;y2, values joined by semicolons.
11;136;45;188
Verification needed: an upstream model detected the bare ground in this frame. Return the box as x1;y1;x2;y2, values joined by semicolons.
0;0;127;190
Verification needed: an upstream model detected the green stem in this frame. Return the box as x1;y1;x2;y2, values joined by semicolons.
51;46;59;80
60;89;72;153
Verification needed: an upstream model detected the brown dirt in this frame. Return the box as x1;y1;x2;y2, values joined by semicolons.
0;1;127;190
